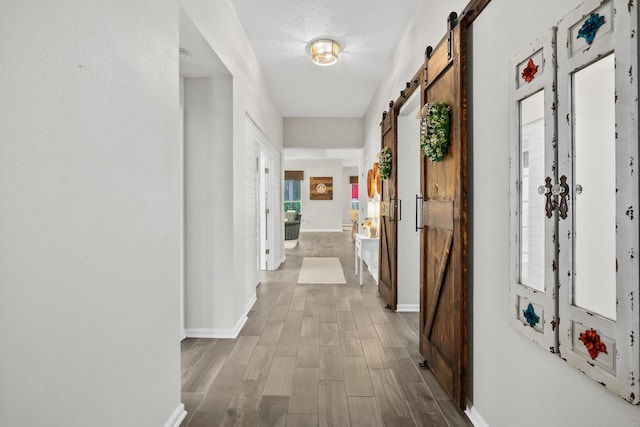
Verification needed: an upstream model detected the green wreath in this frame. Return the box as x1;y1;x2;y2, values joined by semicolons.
378;147;392;180
420;102;451;162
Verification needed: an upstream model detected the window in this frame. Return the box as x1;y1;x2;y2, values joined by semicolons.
510;0;639;404
284;179;301;213
351;183;359;210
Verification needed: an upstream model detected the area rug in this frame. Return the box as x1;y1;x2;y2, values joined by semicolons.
284;239;298;249
297;257;346;284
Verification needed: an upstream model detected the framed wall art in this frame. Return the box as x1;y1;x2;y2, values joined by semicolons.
310;176;333;200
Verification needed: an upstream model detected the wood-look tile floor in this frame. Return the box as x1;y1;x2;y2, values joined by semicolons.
180;231;473;427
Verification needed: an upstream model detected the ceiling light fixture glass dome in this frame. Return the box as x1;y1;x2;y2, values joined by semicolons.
309;39;340;66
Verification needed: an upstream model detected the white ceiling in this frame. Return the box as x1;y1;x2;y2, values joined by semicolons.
229;0;422;118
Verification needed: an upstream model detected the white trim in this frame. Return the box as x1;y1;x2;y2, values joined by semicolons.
186;315;248;339
300;229;344;233
164;403;187;427
245;293;257;314
395;304;419;312
465;401;490;427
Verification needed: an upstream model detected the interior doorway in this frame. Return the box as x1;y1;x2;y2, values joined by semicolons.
247;116;282;273
396;91;421;312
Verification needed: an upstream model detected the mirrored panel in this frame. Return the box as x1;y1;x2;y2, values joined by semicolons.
519;90;545;292
573;53;616;320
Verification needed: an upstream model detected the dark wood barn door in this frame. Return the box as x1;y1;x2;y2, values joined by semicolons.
419;12;468;409
379;103;398;310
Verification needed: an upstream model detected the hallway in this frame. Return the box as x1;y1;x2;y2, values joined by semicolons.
180;231;472;426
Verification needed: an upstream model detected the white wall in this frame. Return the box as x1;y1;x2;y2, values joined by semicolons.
184;76;237;335
0;1;183;426
283;159;346;232
470;1;639;425
365;1;640;426
179;0;284;336
284;117;364;148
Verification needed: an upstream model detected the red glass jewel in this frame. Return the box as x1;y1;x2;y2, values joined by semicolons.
579;328;607;360
521;58;539;83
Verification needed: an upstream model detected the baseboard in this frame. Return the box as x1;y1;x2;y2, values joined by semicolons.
185;314;247;339
300;229;344;233
164;403;187;427
395;304;420;312
465;401;490;427
245;293;257;314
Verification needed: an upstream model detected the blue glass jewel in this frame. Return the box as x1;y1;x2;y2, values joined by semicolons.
577;13;605;45
523;303;540;328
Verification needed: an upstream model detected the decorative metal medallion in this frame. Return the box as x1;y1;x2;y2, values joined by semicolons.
521;58;539;83
579;328;608;360
523;303;540;327
577;13;605;45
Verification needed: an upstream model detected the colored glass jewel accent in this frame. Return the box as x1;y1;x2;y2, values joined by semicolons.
521;58;539;83
577;13;605;45
522;303;540;327
579;328;608;360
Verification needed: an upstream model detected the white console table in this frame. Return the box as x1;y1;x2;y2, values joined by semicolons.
354;233;379;286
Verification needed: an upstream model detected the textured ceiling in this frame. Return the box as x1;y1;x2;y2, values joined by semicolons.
229;0;421;118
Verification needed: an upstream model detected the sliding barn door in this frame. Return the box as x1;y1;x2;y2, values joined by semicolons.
379;104;398;310
419;12;468;409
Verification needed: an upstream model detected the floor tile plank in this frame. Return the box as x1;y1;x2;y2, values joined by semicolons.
258;322;284;346
288;367;319;414
369;368;411;417
319;381;350;426
319;323;340;346
263;356;297;396
319;346;344;380
283;311;304;330
343;357;374;397
276;329;301;357
256;395;289;427
286;414;319;427
296;337;320;368
301;316;320;338
340;330;364;357
347;396;384;427
242;346;276;381
361;338;390;369
336;311;357;331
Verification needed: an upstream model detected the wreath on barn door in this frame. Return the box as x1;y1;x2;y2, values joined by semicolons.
420;102;451;162
378;147;392;180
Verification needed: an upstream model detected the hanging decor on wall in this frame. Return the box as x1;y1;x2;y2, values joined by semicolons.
521;58;539;83
420;102;451;162
310;176;333;200
366;169;375;198
373;162;381;193
378;147;392;180
577;13;605;45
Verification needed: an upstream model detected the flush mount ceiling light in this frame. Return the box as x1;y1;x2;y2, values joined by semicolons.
309;39;340;66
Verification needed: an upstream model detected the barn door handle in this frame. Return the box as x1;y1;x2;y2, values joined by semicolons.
398;199;402;221
416;194;423;231
389;197;395;222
